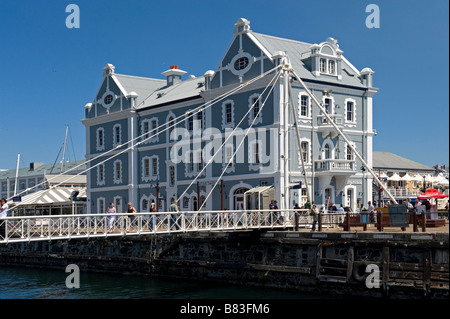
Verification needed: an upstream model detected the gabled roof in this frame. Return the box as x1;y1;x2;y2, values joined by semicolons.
372;152;434;172
0;160;86;180
251;32;365;88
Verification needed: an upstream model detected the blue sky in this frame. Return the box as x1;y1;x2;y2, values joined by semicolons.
0;0;448;170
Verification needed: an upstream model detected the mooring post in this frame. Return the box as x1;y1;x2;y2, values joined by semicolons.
421;212;426;232
346;212;350;232
413;210;418;232
318;212;322;232
377;211;383;232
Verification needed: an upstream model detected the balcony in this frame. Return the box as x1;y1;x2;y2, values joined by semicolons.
314;159;356;176
317;114;344;138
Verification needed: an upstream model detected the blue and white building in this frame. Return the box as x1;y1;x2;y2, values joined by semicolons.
82;18;377;214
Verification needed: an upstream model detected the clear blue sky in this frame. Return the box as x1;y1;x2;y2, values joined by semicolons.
0;0;448;170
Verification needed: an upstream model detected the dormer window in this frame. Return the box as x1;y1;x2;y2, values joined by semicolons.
320;58;336;75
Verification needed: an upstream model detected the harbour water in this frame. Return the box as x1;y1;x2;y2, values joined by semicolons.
0;265;318;299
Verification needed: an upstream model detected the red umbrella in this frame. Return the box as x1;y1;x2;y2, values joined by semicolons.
417;188;449;199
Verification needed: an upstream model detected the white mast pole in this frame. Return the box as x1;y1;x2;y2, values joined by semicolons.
61;125;69;173
14;154;20;196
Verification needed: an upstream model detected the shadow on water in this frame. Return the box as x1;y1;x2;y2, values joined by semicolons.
0;265;351;299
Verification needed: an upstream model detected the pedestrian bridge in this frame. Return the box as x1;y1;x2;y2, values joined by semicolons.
1;210;308;244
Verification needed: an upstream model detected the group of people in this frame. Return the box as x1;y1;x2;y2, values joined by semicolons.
104;200;159;233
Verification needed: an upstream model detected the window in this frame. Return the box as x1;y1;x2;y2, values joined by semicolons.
103;94;113;105
252;142;260;164
345;99;356;123
113;124;121;147
183;197;189;209
222;100;235;129
187;113;194;131
113;160;122;184
167;115;175;141
300;141;310;164
169;165;175;187
320;58;327;73
197;152;203;172
225;145;234;167
346;145;354;161
320;58;337;75
196;110;203;130
142;156;158;182
234;57;249;70
324;144;331;160
97;163;105;186
98;197;105;214
324;98;332;114
328;60;336;74
226;104;232;123
141;118;158;143
188;152;194;173
152;157;158;176
186;110;204;131
248;94;262;125
299;95;310;117
96;127;105;151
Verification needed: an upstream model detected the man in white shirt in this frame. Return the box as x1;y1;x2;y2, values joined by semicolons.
0;198;8;239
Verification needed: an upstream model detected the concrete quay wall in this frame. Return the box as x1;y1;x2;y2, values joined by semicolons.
0;230;448;299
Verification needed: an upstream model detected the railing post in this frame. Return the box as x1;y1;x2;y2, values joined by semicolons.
318;212;323;232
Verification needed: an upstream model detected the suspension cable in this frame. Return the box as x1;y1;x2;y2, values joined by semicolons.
198;71;283;211
7;65;282;202
177;69;282;202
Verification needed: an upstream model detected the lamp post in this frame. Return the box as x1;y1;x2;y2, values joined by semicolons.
155;183;160;213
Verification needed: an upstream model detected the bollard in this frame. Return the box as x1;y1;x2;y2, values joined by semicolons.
294;214;299;231
346;212;350;232
413;211;418;232
318;213;322;232
422;212;426;232
377;211;383;232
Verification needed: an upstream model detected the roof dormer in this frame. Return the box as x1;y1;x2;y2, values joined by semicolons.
310;37;343;80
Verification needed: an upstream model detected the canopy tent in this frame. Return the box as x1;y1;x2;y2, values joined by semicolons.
412;174;423;182
434;175;449;186
379;172;389;179
387;173;401;181
401;174;413;181
417;188;449;199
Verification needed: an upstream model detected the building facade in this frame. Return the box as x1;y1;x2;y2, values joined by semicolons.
82;18;377;214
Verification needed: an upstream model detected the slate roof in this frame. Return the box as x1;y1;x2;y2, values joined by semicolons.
372;152;434;172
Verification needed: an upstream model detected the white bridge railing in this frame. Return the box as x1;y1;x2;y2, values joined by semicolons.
0;209;305;244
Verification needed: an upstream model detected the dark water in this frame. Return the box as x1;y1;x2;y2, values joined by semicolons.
0;265;315;299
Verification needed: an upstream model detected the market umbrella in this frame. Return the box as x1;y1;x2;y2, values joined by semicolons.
417;188;449;199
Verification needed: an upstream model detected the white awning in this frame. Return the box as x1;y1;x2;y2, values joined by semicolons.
8;188;86;207
388;173;401;181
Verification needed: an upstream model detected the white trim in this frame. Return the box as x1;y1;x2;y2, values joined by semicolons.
322;95;335;116
97;197;106;214
141;117;159;144
248;140;263;171
221;99;235;129
166;111;176;142
112;123;122;147
228;182;253;210
321;138;335;160
142;155;159;182
248;93;263;125
113;195;123;214
96;127;105;152
113;159;123;184
298;91;312;119
229;51;254;78
344;185;357;211
298;137;312;166
344;98;357;125
96;163;105;186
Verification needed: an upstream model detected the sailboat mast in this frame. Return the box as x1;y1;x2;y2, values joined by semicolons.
14;153;20;196
61;125;69;173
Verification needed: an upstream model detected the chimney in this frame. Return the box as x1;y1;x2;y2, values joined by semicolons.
161;65;187;87
360;67;374;87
